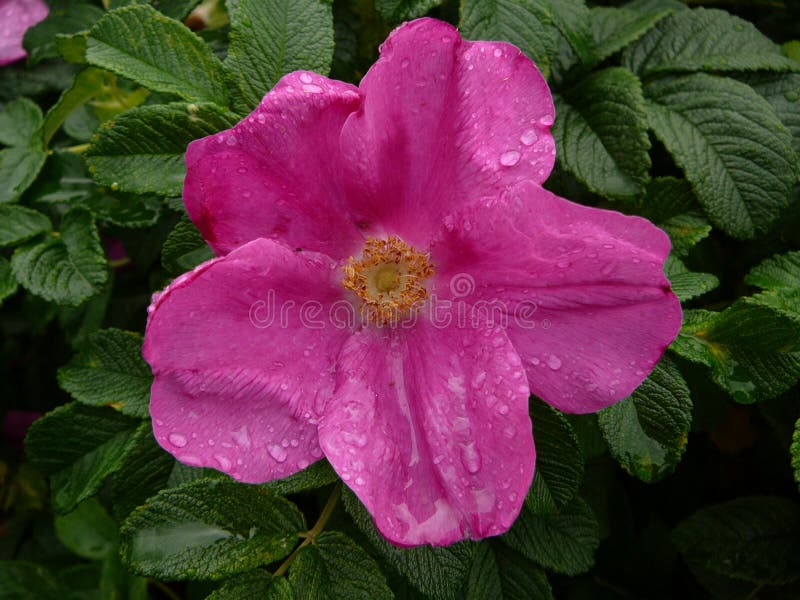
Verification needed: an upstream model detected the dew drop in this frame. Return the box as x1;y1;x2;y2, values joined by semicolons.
500;150;521;166
299;73;313;83
168;433;187;448
493;48;503;58
302;84;323;94
214;454;232;471
547;355;562;370
520;129;538;146
268;444;288;463
460;442;482;474
539;114;554;126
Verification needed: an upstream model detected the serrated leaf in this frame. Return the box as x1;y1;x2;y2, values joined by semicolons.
503;496;599;576
792;419;800;493
288;531;393;600
22;2;105;66
86;102;237;196
342;488;472;600
84;5;228;105
226;0;335;112
622;8;798;77
746;251;800;291
597;357;691;483
162;216;214;275
81;192;163;228
42;67;106;145
25;403;142;514
375;0;443;22
554;67;650;199
0;205;51;247
664;256;719;301
207;570;293;600
0;257;18;303
120;478;306;580
670;305;800;403
740;73;800;158
673;496;800;585
265;459;338;496
644;73;796;239
466;542;553;600
460;0;555;78
636;178;711;257
11;207;108;306
58;328;152;417
54;498;119;560
109;0;202;21
548;0;593;67
589;6;671;66
0;98;46;203
526;398;583;515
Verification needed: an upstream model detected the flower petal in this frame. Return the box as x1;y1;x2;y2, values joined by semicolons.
144;238;352;481
430;181;682;414
319;319;534;546
0;0;48;66
339;18;555;246
184;72;362;258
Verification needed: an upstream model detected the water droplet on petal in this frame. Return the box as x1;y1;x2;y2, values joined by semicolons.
168;433;187;448
500;150;521;166
539;114;554;126
268;444;288;463
493;48;503;58
460;442;482;474
520;129;538;146
299;73;313;83
302;84;323;94
547;355;562;370
401;58;410;68
214;454;232;471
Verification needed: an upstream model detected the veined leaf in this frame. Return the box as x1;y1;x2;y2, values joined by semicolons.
466;542;553;600
746;251;800;292
375;0;444;22
589;5;672;66
0;98;47;203
0;205;51;247
207;570;293;599
664;256;719;302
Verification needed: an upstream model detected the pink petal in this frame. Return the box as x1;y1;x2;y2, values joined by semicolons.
430;181;682;414
144;238;352;481
339;18;555;246
0;0;48;66
319;319;534;546
184;72;363;258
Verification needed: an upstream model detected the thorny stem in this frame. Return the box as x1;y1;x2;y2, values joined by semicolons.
272;483;342;577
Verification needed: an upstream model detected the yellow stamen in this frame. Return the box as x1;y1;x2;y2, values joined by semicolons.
343;236;435;324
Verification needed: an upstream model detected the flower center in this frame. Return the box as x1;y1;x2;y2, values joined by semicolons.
343;236;434;324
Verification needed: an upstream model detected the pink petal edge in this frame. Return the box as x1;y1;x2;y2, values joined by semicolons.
0;0;48;66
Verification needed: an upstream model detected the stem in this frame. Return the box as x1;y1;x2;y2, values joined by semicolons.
64;143;90;154
148;579;181;600
273;483;341;577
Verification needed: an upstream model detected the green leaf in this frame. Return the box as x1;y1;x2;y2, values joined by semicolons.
460;0;555;78
265;459;339;496
554;67;650;199
226;0;335;112
375;0;443;22
207;570;293;599
162;216;214;275
0;562;65;599
636;177;711;257
55;31;89;64
42;67;106;145
0;257;18;303
0;205;51;247
746;251;800;291
644;73;796;239
792;418;800;493
503;496;600;576
288;531;393;600
11;207;108;306
664;256;719;302
670;304;800;403
81;192;163;229
342;488;472;600
672;496;800;585
597;357;691;483
466;542;553;600
740;73;800;159
622;8;798;77
110;425;174;519
589;5;672;66
25;403;142;514
58;328;152;418
85;5;229;105
54;498;119;560
120;478;306;580
548;0;593;67
0;98;47;203
109;0;202;21
22;2;105;66
526;398;583;515
86;102;237;197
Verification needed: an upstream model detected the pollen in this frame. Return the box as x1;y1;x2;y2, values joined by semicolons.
343;236;435;324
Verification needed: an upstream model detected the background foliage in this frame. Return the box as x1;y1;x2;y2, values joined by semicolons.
1;0;799;598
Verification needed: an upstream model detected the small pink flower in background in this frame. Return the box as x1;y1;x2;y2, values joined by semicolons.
143;18;682;546
0;0;48;66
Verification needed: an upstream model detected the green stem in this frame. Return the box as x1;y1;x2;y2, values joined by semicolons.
64;143;90;154
273;483;341;577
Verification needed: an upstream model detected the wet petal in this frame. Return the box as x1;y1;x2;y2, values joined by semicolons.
0;0;48;66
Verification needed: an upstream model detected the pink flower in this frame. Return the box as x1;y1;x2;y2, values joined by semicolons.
143;18;681;546
0;0;48;66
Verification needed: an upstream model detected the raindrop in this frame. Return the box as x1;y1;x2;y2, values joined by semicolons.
493;48;502;58
460;442;482;474
547;355;562;370
500;150;521;166
268;444;288;463
299;73;313;83
214;455;232;471
520;129;538;146
539;114;554;126
168;433;187;448
302;84;323;94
